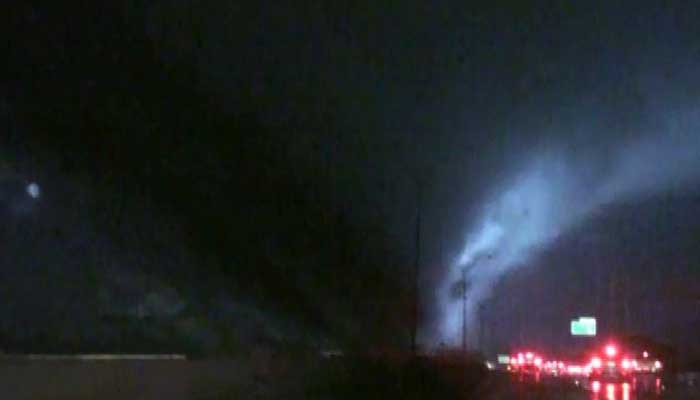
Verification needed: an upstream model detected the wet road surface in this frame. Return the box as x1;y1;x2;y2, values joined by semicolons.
480;372;700;400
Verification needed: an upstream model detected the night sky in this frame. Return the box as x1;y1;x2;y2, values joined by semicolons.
3;2;700;357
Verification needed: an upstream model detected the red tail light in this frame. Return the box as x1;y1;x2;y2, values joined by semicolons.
590;357;602;369
605;345;617;358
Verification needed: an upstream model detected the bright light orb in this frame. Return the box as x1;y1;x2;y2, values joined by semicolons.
26;182;41;199
605;344;617;358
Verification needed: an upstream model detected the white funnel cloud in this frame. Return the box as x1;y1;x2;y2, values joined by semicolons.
439;111;700;346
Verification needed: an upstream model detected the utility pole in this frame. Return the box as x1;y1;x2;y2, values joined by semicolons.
478;303;486;355
609;266;617;333
411;180;422;355
462;268;468;353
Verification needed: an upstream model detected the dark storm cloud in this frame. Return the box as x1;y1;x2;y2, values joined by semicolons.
120;1;700;349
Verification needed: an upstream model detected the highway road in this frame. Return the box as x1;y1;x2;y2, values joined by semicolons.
479;372;700;400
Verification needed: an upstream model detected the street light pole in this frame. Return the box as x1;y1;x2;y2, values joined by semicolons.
478;303;485;355
462;267;467;353
411;180;422;355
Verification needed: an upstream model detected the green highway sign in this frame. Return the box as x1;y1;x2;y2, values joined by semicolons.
497;354;510;364
570;317;596;336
